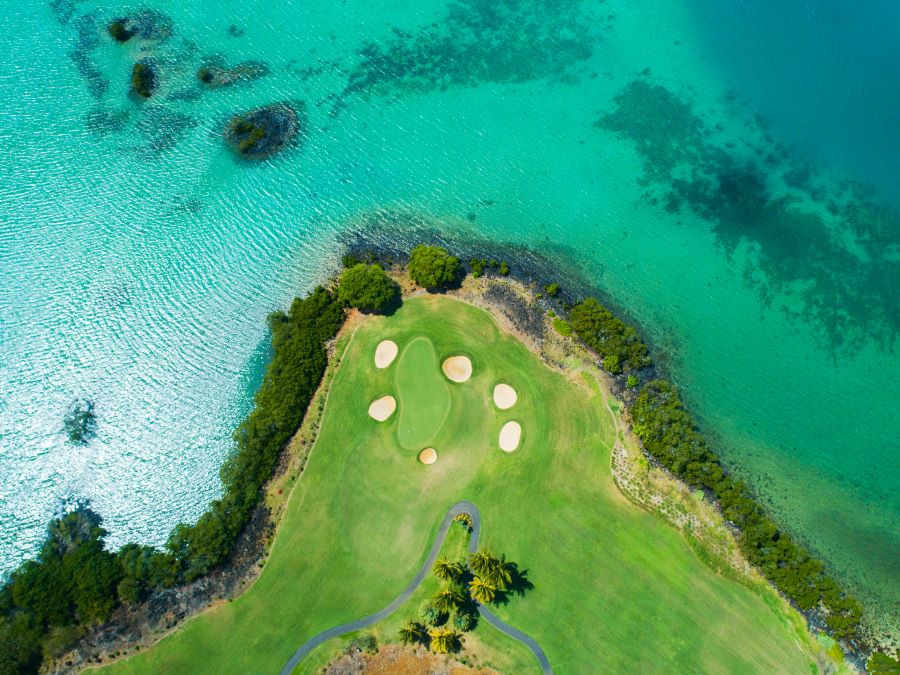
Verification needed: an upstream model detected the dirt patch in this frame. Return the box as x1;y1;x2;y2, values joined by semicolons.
374;340;398;368
324;644;497;675
442;355;472;382
498;421;522;452
492;383;517;410
368;395;397;422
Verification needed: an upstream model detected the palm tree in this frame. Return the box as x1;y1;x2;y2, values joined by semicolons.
433;556;464;582
487;554;514;591
468;576;497;604
428;627;460;654
419;600;442;626
398;620;424;645
468;549;496;577
432;586;463;614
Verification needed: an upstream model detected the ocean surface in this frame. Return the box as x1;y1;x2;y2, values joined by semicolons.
0;0;897;638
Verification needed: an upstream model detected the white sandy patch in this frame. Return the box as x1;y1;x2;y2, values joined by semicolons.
499;421;522;452
418;448;437;465
374;340;399;369
493;383;517;409
442;355;472;383
368;395;397;422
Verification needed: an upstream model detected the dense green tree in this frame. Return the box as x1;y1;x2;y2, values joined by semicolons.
0;615;43;675
570;298;650;371
467;549;496;578
408;244;460;288
336;263;399;313
868;651;900;674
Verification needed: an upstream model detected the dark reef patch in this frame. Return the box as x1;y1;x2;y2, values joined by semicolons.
70;12;108;99
338;0;606;108
225;103;303;160
596;79;900;352
137;107;197;152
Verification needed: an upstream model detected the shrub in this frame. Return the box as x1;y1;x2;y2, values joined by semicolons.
346;632;377;654
337;263;398;313
626;374;639;388
544;282;559;297
64;399;96;444
409;244;460;288
603;354;621;374
552;318;572;337
498;261;510;276
469;258;487;278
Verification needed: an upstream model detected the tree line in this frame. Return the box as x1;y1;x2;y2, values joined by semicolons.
0;285;348;673
568;296;869;650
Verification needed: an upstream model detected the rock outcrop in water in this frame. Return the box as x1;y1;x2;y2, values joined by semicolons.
224;103;301;159
105;10;173;43
197;56;269;88
130;60;158;99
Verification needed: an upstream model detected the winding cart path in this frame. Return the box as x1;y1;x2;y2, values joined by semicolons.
280;500;552;674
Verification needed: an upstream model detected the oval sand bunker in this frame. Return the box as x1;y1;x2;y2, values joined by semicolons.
374;340;398;369
499;421;522;452
368;395;396;422
442;355;472;383
418;448;437;465
493;383;517;410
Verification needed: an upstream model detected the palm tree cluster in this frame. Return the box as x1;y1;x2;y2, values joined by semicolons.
398;549;524;655
467;549;514;603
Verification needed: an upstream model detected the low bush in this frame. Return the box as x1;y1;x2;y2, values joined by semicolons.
336;263;398;313
409;244;460;288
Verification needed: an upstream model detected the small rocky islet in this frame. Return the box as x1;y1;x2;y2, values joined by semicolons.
224;103;303;160
130;60;158;99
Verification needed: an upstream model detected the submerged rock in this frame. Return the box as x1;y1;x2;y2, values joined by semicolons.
197;57;268;88
130;60;158;99
64;398;96;444
224;102;301;160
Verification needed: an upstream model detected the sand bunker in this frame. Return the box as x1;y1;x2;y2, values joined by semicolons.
493;383;517;410
368;395;397;422
418;448;437;465
499;421;522;452
442;355;472;383
374;340;398;369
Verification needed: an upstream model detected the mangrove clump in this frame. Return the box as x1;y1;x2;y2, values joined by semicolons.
64;398;96;444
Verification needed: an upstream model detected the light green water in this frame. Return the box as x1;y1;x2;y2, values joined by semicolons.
0;0;896;637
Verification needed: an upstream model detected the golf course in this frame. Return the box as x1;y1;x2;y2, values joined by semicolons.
103;294;823;673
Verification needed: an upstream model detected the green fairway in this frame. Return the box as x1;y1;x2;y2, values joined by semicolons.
395;336;451;450
105;295;822;674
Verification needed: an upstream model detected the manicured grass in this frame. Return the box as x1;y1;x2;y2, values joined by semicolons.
106;296;820;674
395;336;451;449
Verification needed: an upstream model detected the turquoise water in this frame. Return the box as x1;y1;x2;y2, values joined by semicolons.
0;0;897;637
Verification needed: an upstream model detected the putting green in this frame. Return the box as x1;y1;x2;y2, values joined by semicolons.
394;337;451;450
105;295;825;675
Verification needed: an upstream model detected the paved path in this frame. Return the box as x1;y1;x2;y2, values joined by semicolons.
280;501;552;674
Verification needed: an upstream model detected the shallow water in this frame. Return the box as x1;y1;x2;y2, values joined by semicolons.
0;0;897;635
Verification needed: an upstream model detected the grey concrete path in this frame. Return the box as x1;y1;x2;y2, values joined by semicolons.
280;501;552;674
